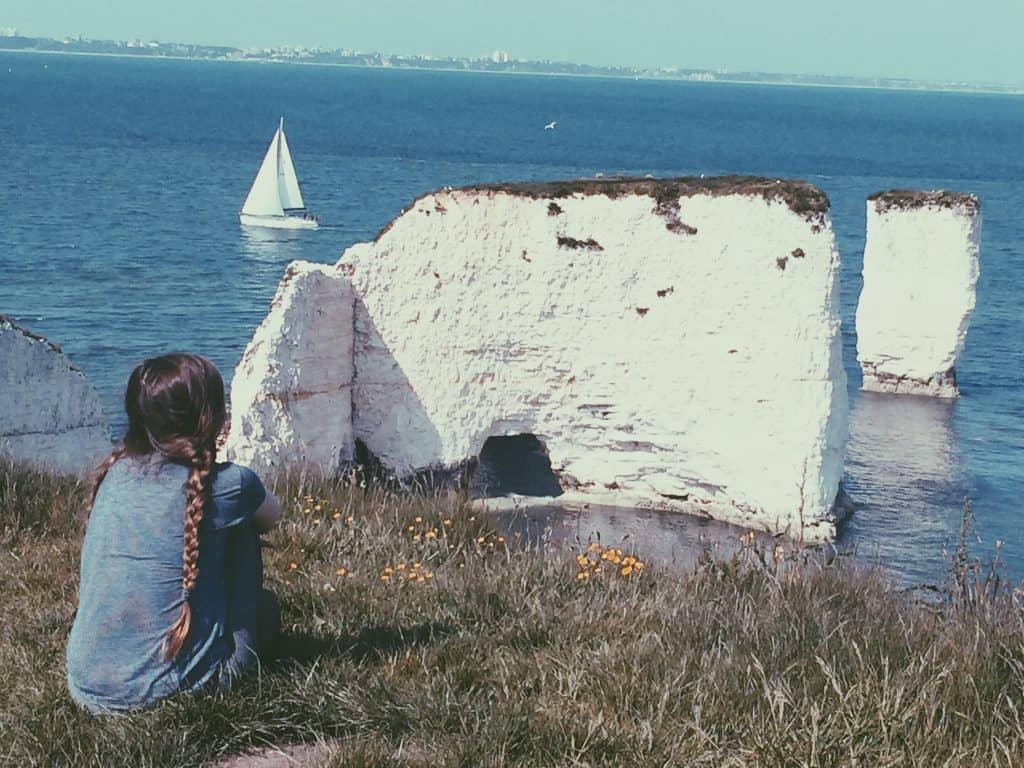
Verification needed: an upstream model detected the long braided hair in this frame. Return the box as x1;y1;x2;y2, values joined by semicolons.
90;353;226;661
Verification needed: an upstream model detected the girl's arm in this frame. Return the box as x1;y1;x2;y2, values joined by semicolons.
252;491;282;533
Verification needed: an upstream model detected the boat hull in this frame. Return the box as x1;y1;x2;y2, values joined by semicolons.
239;213;319;230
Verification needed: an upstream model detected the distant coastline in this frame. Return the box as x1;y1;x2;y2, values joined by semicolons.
2;33;1022;96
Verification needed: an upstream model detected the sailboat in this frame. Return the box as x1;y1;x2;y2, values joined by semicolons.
239;117;318;230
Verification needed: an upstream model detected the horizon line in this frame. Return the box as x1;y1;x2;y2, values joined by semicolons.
2;28;1023;92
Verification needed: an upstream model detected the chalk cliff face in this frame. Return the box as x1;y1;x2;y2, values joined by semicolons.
227;263;355;474
0;316;109;474
228;177;849;540
856;190;981;398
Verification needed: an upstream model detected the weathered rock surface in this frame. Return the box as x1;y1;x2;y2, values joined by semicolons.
0;316;109;474
226;263;355;474
856;190;981;397
230;177;849;540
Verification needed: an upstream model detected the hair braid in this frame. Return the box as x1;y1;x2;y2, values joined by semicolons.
105;353;226;661
162;444;214;661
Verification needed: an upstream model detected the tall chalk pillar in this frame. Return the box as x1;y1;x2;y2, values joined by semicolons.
856;190;981;398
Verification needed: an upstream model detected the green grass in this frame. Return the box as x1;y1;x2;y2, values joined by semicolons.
2;457;1023;767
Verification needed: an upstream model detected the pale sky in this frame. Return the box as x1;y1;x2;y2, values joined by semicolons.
5;0;1024;85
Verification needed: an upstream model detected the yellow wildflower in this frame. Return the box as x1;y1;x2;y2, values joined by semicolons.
335;567;347;576
289;562;298;570
620;565;633;576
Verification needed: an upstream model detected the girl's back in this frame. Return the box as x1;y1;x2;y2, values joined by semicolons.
66;456;265;712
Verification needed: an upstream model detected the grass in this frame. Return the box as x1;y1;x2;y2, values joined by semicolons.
2;458;1024;767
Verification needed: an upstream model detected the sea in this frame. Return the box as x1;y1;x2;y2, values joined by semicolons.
1;52;1022;585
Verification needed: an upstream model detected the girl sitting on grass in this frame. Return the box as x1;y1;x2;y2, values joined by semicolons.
66;353;282;713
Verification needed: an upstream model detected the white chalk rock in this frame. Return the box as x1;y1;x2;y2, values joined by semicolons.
341;178;849;540
225;262;355;474
0;316;109;475
856;190;981;397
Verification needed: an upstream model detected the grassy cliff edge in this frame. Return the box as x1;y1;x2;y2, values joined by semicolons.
2;459;1022;767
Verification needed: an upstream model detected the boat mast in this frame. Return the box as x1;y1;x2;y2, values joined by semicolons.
276;116;283;178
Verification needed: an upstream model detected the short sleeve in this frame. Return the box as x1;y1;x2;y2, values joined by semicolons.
207;463;267;531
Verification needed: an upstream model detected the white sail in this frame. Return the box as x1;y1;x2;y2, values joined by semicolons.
241;129;285;217
277;125;306;212
240;118;317;229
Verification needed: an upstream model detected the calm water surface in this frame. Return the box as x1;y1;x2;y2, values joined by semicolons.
1;53;1021;584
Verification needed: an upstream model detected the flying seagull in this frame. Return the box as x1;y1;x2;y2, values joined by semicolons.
544;121;557;130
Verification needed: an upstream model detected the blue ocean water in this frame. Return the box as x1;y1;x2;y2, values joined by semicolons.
1;53;1021;584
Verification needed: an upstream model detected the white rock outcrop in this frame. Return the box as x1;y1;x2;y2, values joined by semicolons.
229;177;849;540
226;263;355;474
0;316;109;474
856;190;981;397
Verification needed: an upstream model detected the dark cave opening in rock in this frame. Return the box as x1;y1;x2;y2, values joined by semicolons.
470;434;564;499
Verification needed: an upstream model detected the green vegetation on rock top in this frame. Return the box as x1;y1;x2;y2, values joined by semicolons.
469;175;830;220
868;188;981;214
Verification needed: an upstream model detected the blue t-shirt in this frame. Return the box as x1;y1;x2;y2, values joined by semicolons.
66;457;266;713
